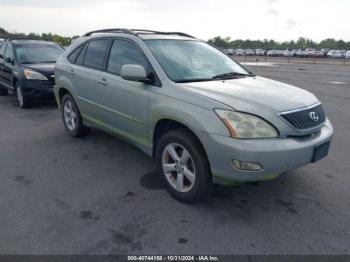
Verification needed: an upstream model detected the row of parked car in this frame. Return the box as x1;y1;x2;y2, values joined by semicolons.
225;48;350;59
0;31;333;203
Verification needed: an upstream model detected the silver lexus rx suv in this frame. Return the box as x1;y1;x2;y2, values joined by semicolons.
54;29;333;202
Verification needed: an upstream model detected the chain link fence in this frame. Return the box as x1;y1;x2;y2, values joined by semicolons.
225;50;350;66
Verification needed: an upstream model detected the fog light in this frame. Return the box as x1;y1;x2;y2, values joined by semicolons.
233;160;263;171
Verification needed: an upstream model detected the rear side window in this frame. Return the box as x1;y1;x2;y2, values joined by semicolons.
68;44;85;63
83;39;109;70
107;40;149;76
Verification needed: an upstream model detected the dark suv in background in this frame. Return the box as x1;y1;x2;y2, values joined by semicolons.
0;39;64;108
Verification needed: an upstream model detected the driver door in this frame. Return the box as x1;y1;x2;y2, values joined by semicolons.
98;39;155;146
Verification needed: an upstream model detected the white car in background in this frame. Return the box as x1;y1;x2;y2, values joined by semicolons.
305;48;316;57
345;51;350;59
296;49;315;58
255;49;266;56
226;48;234;56
282;49;295;57
235;49;245;56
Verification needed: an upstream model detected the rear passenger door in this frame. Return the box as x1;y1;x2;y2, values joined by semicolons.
99;39;154;146
70;38;110;124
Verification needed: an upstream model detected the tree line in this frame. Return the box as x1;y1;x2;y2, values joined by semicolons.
208;36;350;50
2;27;349;50
0;27;77;47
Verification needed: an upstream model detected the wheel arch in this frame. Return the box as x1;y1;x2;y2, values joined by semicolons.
58;87;71;105
152;118;209;163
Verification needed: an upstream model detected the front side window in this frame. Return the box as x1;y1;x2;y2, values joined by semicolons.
83;39;109;70
14;43;64;64
107;40;149;76
4;44;14;60
145;40;250;83
0;43;6;58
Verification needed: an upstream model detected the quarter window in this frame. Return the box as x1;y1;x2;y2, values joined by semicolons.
76;44;87;65
68;44;85;63
107;40;149;76
83;39;109;70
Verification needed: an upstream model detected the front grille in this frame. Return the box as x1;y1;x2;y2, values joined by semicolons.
279;103;326;130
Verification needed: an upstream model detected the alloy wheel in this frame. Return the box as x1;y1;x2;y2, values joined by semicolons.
63;101;77;131
162;143;196;193
17;86;24;107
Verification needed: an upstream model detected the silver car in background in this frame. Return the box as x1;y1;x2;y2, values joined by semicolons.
327;50;346;58
245;49;255;56
267;50;283;56
54;29;333;203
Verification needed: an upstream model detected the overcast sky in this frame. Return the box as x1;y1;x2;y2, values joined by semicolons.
1;0;349;41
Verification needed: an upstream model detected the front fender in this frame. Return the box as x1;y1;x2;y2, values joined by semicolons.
148;94;230;145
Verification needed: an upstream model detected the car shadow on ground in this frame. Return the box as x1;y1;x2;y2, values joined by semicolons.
77;124;314;218
1;92;57;109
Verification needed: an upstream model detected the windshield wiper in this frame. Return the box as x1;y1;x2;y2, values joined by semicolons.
212;72;256;80
175;78;213;83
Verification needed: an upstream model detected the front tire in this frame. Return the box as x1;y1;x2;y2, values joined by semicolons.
156;128;211;203
16;83;32;108
61;94;90;137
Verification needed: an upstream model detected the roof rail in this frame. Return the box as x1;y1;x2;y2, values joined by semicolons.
83;28;196;39
131;29;196;38
83;28;137;37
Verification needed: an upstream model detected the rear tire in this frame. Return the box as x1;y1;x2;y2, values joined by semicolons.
0;86;9;96
61;94;90;137
156;128;211;203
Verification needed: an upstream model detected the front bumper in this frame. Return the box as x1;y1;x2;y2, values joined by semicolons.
199;119;334;185
20;79;55;100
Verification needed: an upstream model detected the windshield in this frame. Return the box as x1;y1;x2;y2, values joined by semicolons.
14;43;64;64
145;40;250;83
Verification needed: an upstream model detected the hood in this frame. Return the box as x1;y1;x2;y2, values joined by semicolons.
24;63;55;81
182;76;319;114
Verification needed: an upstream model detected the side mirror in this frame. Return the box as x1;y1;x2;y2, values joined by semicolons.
5;57;13;64
121;64;148;82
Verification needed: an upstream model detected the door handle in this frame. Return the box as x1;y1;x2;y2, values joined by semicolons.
69;69;75;75
98;79;108;86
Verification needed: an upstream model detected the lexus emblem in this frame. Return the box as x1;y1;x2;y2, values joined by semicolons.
309;112;319;122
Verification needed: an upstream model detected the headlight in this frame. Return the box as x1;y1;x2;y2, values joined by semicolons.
24;69;48;80
215;109;278;138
